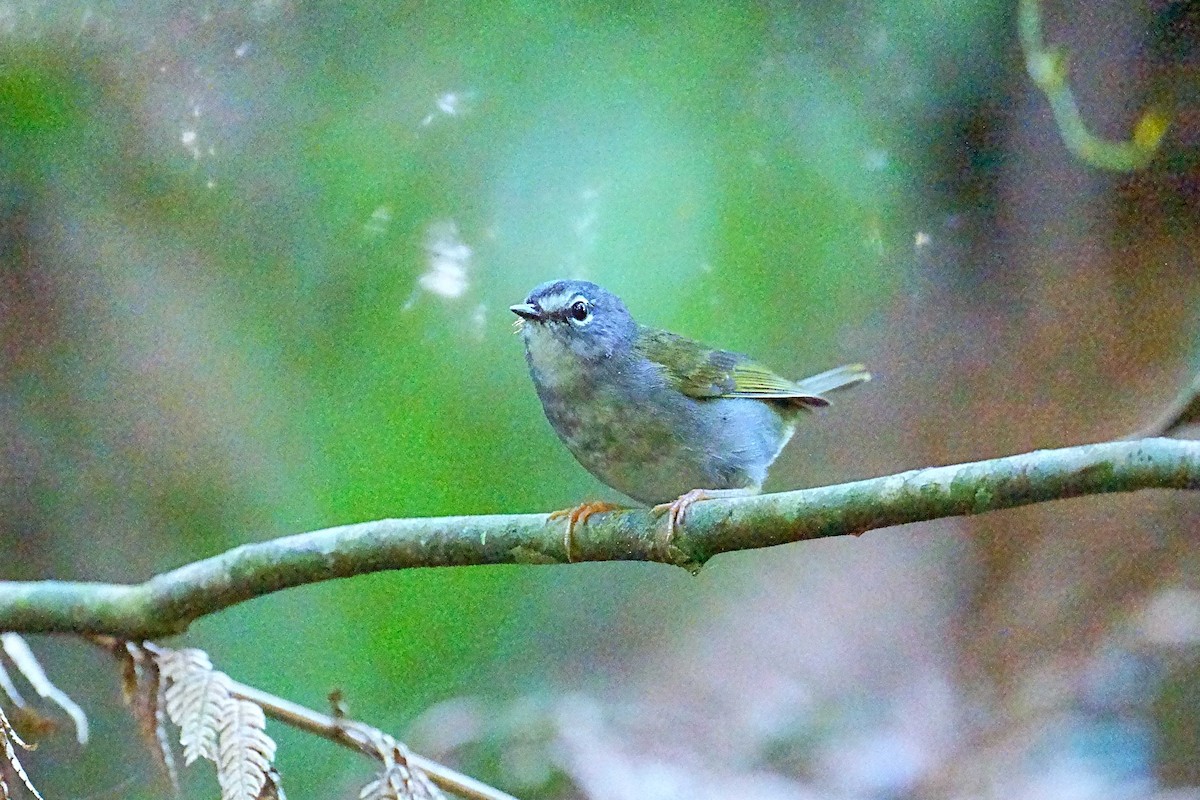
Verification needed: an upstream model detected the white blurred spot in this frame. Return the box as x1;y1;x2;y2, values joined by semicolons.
363;205;392;236
867;28;890;57
914;231;931;248
421;90;475;126
820;727;929;797
234;41;251;58
1138;588;1200;645
250;0;285;22
470;302;487;339
180;129;201;160
206;179;216;189
572;209;598;238
864;148;889;172
74;7;92;43
436;92;463;115
413;220;472;302
569;182;607;256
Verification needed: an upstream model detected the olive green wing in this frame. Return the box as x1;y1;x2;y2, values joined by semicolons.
634;327;831;408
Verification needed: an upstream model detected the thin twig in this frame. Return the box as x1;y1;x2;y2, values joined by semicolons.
229;681;518;800
90;636;515;800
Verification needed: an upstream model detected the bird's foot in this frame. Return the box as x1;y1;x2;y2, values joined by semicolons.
548;501;622;562
652;487;758;564
651;488;714;561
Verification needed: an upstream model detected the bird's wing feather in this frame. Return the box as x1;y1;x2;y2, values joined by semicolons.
634;327;829;407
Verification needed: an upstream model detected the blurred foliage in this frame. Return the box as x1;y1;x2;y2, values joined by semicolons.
2;1;1198;799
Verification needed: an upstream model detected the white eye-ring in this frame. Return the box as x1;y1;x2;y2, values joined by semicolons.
568;297;592;324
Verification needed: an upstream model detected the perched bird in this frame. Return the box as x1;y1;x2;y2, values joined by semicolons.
511;279;869;559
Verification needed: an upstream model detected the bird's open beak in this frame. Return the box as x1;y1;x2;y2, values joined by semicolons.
509;303;542;321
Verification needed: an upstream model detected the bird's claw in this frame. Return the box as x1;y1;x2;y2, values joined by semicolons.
548;501;621;562
651;489;712;561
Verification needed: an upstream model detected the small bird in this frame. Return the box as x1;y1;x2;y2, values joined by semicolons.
511;279;869;559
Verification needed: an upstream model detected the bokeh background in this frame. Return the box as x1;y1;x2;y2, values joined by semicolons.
2;1;1199;798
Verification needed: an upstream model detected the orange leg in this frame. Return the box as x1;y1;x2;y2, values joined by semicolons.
652;487;756;560
548;501;622;562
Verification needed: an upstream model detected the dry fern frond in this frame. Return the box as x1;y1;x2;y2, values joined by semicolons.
1;633;89;744
0;636;77;743
257;767;285;800
117;642;180;794
0;661;26;710
152;645;282;800
0;706;43;800
160;647;232;766
217;697;277;800
117;642;139;705
359;730;445;800
107;641;501;800
0;658;55;744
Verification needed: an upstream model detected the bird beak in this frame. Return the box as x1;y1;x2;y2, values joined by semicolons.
509;303;542;321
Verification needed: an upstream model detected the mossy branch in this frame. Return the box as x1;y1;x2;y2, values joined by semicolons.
3;438;1199;639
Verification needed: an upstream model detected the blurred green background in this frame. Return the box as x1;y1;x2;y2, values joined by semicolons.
2;1;1198;798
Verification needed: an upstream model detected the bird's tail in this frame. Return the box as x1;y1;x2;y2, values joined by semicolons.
794;363;872;397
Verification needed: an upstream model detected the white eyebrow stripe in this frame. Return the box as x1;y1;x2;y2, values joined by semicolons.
539;290;590;313
538;291;572;311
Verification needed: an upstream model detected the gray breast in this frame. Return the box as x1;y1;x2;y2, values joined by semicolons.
536;355;793;504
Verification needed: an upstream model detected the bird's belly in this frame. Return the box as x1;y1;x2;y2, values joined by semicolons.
539;387;790;505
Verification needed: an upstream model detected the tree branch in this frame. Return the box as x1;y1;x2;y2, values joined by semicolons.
3;438;1199;638
1018;0;1170;171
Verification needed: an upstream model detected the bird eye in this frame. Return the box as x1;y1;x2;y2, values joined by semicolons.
569;300;590;322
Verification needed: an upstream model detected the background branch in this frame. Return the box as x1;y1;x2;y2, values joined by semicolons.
1137;372;1200;438
3;438;1198;639
1018;0;1170;171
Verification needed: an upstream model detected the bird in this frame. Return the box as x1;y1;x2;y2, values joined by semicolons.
511;279;869;560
